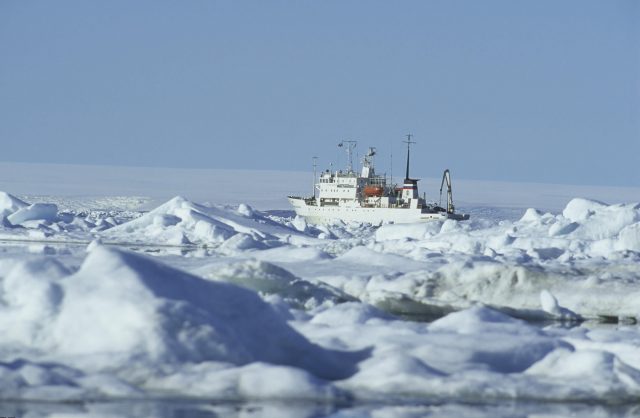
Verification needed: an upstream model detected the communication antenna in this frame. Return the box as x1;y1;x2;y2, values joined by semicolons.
338;140;357;172
312;156;318;198
402;133;416;180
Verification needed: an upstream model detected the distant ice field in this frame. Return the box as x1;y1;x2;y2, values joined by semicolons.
2;161;640;212
1;162;640;417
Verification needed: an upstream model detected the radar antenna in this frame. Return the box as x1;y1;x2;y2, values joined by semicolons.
402;134;416;180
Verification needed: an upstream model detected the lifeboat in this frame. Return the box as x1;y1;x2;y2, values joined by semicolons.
363;185;384;197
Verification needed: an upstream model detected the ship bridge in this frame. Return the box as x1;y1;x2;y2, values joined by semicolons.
318;170;358;203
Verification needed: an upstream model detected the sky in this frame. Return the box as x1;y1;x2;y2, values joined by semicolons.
1;0;639;187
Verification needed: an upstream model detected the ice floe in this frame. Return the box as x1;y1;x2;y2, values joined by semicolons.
0;191;29;223
2;191;640;320
100;196;315;248
0;246;368;400
2;191;640;409
196;259;355;310
0;191;134;241
293;304;640;403
1;247;640;405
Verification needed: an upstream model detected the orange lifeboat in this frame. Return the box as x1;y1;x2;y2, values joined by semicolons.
363;185;384;197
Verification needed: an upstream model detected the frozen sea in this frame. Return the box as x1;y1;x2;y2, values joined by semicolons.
1;162;640;418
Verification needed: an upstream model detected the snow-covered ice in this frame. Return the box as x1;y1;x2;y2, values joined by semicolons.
2;189;640;320
1;173;640;417
100;196;316;248
2;245;640;407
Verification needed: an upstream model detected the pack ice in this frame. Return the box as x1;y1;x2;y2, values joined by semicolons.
2;243;640;404
0;192;58;238
1;190;640;405
0;191;123;241
0;244;367;400
100;196;317;248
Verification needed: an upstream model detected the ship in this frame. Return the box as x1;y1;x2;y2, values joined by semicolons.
288;136;470;224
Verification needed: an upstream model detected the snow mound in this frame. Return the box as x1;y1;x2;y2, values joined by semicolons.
0;245;365;382
561;198;640;241
197;259;355;310
0;191;28;222
361;198;640;318
373;198;640;258
562;198;609;222
7;203;58;225
429;306;544;338
102;196;311;247
535;198;640;256
102;196;235;245
334;305;640;402
539;289;580;321
519;208;544;222
524;348;640;400
617;223;640;252
0;191;124;240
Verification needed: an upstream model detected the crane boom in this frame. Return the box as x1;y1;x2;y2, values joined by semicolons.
439;169;455;214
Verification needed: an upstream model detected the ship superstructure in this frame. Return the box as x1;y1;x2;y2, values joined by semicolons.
288;137;469;224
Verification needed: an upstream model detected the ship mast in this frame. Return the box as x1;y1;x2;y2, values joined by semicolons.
403;134;415;180
338;140;357;173
312;156;318;198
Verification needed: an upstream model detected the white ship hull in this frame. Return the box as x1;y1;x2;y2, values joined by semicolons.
288;197;465;224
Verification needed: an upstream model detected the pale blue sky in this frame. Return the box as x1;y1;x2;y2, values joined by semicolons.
1;0;638;186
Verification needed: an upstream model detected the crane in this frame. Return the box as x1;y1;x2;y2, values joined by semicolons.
439;169;455;214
